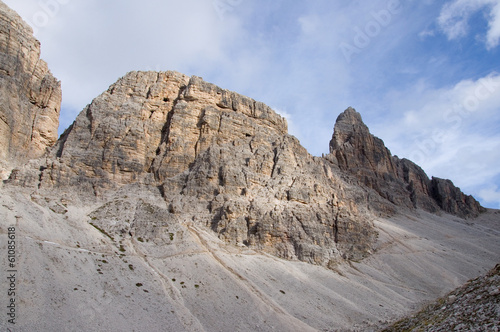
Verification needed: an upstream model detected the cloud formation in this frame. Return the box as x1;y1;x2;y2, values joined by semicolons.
438;0;500;49
378;73;500;208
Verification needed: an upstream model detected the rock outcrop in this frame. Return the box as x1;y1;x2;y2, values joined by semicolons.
0;3;497;332
0;1;61;179
430;177;485;218
8;70;379;265
328;107;485;218
43;71;288;189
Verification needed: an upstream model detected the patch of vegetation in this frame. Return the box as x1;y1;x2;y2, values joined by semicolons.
136;283;143;287
137;237;144;242
280;290;286;294
194;284;200;289
89;222;114;241
128;264;134;271
119;244;126;252
169;233;174;241
172;278;176;282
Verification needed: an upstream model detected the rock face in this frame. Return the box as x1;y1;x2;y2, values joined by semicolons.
430;177;485;218
0;1;61;179
9;70;378;265
6;73;487;267
47;71;288;189
0;4;497;332
329;107;485;218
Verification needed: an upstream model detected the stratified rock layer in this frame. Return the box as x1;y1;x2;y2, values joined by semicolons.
328;107;484;218
0;1;61;179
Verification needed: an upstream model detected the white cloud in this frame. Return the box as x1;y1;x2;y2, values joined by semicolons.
478;185;500;209
486;1;500;49
3;0;245;133
418;28;435;39
379;73;500;207
298;15;320;35
438;0;500;49
272;107;299;139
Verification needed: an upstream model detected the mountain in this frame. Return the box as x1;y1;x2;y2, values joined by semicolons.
329;107;484;219
0;2;498;331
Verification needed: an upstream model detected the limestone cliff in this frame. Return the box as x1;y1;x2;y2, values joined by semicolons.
0;1;61;179
46;71;288;189
328;107;484;218
43;71;377;263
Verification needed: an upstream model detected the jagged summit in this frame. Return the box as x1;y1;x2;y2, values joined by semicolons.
330;107;394;173
329;107;484;218
333;106;365;128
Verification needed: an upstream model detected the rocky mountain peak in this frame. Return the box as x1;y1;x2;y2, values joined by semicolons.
333;106;366;128
0;3;497;331
328;107;485;218
329;107;396;180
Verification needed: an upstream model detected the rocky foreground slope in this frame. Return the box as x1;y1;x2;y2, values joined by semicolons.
383;263;500;331
0;1;498;331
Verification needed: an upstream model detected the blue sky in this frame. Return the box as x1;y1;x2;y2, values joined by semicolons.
4;0;500;209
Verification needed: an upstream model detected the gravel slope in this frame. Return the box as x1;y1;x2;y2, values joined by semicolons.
382;264;500;331
1;185;499;331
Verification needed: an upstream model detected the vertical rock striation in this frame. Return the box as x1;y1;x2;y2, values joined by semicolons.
0;1;61;179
